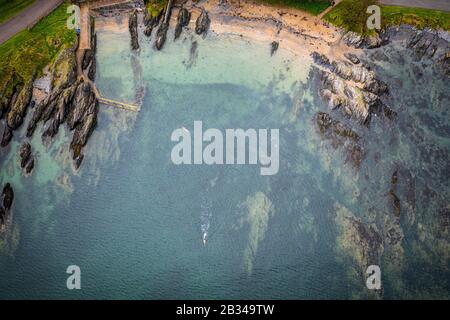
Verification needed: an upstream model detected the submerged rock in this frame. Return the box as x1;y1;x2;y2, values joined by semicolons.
0;207;5;226
18;142;35;175
195;9;210;36
0;183;14;227
174;7;191;40
2;183;14;211
316;112;364;168
74;153;84;170
389;190;401;218
336;205;383;271
19;142;31;168
25;157;35;174
129;11;139;50
270;41;279;56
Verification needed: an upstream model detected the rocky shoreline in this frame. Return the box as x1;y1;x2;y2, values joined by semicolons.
0;12;101;229
0;2;449;292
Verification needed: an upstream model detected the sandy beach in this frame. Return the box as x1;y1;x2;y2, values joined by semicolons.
93;0;358;63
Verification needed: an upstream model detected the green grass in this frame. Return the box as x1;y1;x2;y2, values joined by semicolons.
144;0;167;17
0;0;35;25
0;1;76;89
254;0;331;16
324;0;450;35
324;0;378;35
382;6;450;31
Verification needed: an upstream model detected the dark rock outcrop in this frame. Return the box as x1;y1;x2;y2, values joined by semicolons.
344;53;360;64
1;126;13;147
342;31;387;49
154;1;174;51
83;31;97;81
144;10;163;37
67;81;99;163
26;46;98;169
0;75;19;119
312;52;390;125
382;25;450;77
129;11;139;50
6;80;33;130
82;34;97;71
270;41;279;56
174;7;191;40
19;142;35;175
195;9;210;36
155;23;169;50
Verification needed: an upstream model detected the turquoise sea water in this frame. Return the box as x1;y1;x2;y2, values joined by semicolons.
0;23;449;299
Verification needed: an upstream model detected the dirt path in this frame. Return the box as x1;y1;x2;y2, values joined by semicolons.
318;0;342;19
0;0;63;45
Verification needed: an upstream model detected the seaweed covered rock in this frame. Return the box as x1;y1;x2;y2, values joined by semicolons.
174;7;191;40
6;79;33;130
316;112;364;168
195;9;210;36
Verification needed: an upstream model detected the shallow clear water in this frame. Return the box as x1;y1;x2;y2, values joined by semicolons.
0;22;449;299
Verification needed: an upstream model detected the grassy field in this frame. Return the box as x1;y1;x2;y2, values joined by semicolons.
0;0;35;25
254;0;331;16
0;1;76;89
324;0;378;35
382;5;450;31
324;0;450;35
